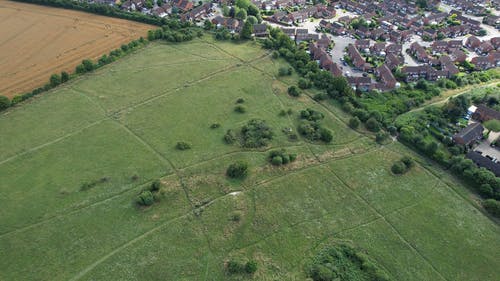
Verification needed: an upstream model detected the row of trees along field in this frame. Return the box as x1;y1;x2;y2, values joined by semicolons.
0;15;205;111
11;0;165;25
0;38;148;111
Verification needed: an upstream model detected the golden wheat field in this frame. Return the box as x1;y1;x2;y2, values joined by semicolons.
0;0;154;97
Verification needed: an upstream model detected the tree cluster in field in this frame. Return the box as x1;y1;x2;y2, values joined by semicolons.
136;180;163;206
226;259;258;275
224;119;274;148
80;176;110;191
306;243;391;281
147;20;203;43
297;108;333;143
226;162;248;179
12;0;166;26
391;156;414;175
0;37;148;111
242;119;274;147
268;149;297;166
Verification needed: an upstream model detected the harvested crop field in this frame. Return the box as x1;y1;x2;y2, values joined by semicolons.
0;0;154;98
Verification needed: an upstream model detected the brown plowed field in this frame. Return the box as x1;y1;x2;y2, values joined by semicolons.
0;0;154;98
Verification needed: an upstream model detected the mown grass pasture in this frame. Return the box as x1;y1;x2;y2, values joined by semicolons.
0;38;499;281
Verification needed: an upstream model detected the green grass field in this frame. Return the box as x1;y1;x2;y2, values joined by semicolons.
1;38;499;281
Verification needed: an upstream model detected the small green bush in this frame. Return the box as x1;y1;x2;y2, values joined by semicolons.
271;155;283;166
0;95;11;111
176;141;191;150
268;149;297;166
245;260;258;274
300;108;324;121
349;117;360;129
226;162;248;179
149;180;161;192
288;85;300;97
375;131;389;144
391;161;406;175
401;156;414;169
137;190;154;206
366;117;381;132
224;129;237;144
483;199;500;218
234;105;246;113
210;123;221;129
236;98;245;104
278;66;292;76
313;92;327;101
227;260;244;274
298;78;312;89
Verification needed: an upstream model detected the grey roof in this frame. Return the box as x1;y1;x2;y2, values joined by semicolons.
453;123;484;144
466;151;500;177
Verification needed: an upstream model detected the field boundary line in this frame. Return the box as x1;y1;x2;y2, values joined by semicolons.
0;118;106;166
0;171;176;238
325;164;450;281
68;186;251;281
68;212;192;281
109;57;263;117
385;145;500;227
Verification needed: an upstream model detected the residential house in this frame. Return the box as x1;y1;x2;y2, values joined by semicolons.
409;42;429;63
329;63;343;77
371;42;386;56
355;39;370;52
473;104;500;121
452;122;484;145
450;49;467;63
212;16;242;32
466;151;500;177
431;40;448;55
471;56;493;70
375;64;397;89
347;77;372;91
385;44;403;56
347;44;367;70
173;0;194;12
478;41;494;55
385;53;403;70
465;35;481;50
440;55;460;77
317;35;331;50
253;24;268;37
447;40;463;50
401;65;432;82
491;37;500;50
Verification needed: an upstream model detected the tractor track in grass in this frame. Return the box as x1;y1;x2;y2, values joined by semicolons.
0;173;172;238
0;118;107;167
325;163;450;281
0;53;266;167
0;134;368;239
